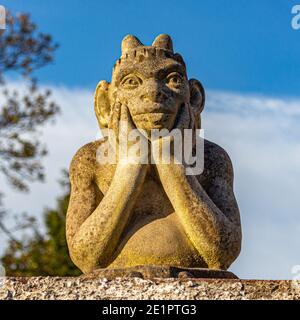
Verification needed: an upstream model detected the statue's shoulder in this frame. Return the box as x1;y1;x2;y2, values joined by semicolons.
69;138;107;178
202;139;234;181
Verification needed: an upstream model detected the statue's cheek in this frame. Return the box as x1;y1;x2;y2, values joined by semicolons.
126;103;141;117
172;87;190;102
116;89;137;103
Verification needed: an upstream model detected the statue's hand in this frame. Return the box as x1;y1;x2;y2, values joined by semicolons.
151;103;194;164
173;102;193;132
109;102;149;164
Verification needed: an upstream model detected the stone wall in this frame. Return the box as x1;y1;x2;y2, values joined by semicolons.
0;277;299;300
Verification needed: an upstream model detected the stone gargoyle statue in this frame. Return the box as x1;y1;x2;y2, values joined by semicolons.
66;34;242;277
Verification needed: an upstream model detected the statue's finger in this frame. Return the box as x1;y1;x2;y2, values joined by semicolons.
120;104;136;131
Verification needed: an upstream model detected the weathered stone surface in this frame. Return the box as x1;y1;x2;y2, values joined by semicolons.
0;277;299;300
66;34;242;274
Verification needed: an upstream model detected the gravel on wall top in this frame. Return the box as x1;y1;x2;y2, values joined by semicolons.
0;277;299;300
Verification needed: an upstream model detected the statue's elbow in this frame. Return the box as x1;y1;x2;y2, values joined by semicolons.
207;232;242;270
69;247;99;274
207;250;239;270
68;238;109;274
223;240;241;269
67;239;93;273
230;227;242;263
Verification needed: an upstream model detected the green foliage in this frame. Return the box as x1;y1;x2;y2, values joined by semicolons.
0;10;60;254
1;175;81;276
0;11;59;194
0;11;77;276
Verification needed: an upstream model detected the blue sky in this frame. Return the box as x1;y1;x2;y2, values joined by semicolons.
2;0;300;95
1;1;300;280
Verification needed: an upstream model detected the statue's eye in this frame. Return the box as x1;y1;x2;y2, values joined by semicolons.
166;72;183;88
121;75;141;89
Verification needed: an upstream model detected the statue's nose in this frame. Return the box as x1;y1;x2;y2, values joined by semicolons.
141;81;168;103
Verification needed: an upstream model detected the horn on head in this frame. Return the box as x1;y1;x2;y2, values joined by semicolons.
121;35;143;54
152;34;173;52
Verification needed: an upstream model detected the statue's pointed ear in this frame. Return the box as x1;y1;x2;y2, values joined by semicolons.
94;80;111;128
189;79;205;128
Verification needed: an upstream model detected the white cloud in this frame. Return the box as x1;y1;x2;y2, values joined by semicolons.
203;91;300;279
1;81;300;279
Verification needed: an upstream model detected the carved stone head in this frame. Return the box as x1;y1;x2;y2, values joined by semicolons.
94;34;205;133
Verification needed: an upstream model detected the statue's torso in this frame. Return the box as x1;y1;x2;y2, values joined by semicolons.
94;158;212;268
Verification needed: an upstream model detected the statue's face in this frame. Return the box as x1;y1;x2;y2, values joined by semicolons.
111;53;190;131
94;35;205;133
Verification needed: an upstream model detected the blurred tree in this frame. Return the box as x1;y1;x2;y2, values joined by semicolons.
0;11;59;240
1;171;81;276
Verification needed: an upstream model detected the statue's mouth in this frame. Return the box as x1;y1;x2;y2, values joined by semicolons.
133;102;176;115
130;102;178;129
132;112;174;129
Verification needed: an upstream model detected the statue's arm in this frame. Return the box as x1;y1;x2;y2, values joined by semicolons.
66;144;148;273
154;143;242;270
